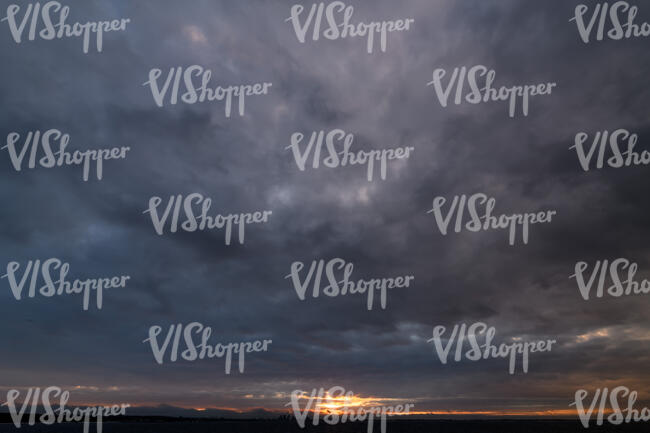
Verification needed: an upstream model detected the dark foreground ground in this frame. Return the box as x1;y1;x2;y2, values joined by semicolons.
0;417;648;433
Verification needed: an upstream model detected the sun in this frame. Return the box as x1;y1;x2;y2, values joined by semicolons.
313;392;378;414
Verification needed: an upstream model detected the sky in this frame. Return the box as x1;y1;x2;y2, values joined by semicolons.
1;0;649;418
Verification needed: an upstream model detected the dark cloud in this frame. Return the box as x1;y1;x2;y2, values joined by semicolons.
0;0;649;415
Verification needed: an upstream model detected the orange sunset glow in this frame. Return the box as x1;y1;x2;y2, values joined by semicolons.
286;391;609;418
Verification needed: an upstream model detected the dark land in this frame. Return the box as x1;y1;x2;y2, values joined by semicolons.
0;415;648;433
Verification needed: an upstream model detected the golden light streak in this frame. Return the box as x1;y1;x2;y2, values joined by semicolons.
292;391;408;415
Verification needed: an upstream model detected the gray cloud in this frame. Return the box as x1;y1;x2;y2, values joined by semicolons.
0;0;649;415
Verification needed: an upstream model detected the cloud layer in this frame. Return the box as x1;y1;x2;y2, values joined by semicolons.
1;0;649;415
